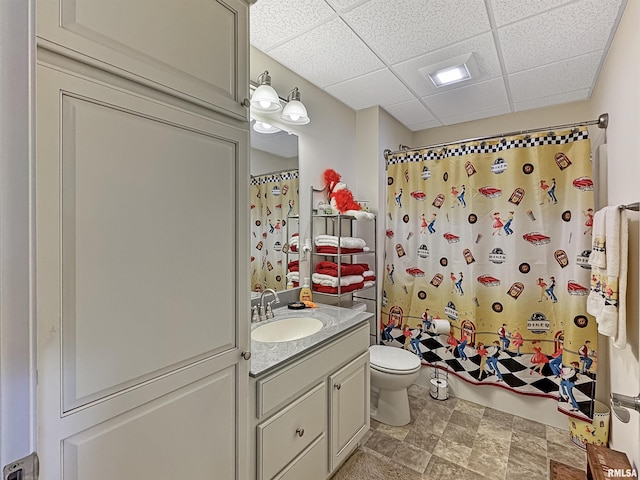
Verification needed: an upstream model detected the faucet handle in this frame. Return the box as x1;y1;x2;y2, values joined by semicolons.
265;302;274;319
251;305;260;323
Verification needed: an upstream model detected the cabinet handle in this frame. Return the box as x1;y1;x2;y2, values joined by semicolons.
241;98;250;108
241;351;251;360
296;428;304;437
334;383;342;390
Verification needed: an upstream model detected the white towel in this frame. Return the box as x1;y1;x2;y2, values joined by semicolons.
588;209;606;268
286;272;299;282
311;273;364;287
314;235;367;249
588;206;628;348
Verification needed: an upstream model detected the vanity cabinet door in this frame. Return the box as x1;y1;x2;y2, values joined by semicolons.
329;352;370;470
37;0;249;119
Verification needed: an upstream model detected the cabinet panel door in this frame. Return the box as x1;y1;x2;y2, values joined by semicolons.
37;0;249;119
329;352;370;470
36;63;250;479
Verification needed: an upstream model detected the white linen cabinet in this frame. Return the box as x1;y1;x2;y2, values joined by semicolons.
35;1;251;479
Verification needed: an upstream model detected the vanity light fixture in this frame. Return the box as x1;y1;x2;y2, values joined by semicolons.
280;87;310;125
253;120;281;134
251;71;282;112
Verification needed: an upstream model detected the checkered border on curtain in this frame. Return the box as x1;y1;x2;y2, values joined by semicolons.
250;170;299;186
387;129;589;166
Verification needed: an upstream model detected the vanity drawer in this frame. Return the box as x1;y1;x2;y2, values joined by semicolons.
275;433;327;480
257;322;369;417
257;383;326;480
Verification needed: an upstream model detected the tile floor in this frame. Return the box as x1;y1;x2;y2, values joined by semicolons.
332;383;587;480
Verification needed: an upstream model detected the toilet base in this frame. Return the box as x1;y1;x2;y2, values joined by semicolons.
370;386;411;426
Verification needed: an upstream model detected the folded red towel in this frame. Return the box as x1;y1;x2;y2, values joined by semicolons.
315;261;365;276
315;246;364;254
313;282;364;294
364;275;375;282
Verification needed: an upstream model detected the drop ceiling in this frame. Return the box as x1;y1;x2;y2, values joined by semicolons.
250;0;626;131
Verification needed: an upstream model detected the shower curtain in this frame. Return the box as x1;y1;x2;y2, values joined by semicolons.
382;127;598;421
250;170;299;292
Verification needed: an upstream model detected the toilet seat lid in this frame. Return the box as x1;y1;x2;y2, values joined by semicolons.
369;345;421;372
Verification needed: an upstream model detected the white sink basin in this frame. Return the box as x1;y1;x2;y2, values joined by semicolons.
252;317;324;343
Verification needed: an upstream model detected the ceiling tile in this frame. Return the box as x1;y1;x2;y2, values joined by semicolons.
489;0;574;27
513;89;590;112
407;119;443;132
250;0;335;51
498;0;624;73
440;105;511;126
508;52;602;103
392;32;502;97
266;18;385;88
325;69;414;110
342;0;490;64
383;99;436;126
422;78;509;119
326;0;371;13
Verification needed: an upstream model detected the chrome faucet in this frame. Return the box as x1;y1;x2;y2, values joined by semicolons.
259;288;280;321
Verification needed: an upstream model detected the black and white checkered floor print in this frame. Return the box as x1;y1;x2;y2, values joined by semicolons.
383;328;597;422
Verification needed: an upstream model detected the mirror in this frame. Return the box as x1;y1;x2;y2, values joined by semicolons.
250;128;299;295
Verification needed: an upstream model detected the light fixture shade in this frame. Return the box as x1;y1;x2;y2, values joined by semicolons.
280;87;310;125
253;120;281;134
251;71;282;112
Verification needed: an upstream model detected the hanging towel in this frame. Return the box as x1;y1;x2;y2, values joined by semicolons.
587;206;628;348
587;209;607;317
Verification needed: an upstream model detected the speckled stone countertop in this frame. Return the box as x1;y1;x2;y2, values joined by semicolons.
249;303;372;378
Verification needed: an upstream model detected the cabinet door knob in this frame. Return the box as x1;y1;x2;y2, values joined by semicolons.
241;98;250;108
334;383;342;390
241;351;251;360
296;428;304;437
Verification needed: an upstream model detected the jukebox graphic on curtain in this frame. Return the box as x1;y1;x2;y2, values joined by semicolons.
250;170;299;292
381;128;599;421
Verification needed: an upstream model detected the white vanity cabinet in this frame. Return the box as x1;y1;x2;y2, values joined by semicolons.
37;0;249;119
251;322;370;480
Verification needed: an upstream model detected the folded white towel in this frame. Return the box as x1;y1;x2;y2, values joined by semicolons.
289;236;299;245
311;273;364;287
364;281;375;289
363;270;375;278
286;272;299;282
314;234;367;249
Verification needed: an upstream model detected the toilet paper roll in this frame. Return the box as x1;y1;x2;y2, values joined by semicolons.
430;378;449;400
429;319;450;334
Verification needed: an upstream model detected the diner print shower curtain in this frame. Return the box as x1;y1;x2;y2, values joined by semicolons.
250;170;299;292
381;127;599;421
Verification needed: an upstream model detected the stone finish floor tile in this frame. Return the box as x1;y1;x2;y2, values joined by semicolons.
333;392;588;480
392;442;431;473
513;416;547;439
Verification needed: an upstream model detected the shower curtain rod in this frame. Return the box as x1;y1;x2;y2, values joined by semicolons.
250;167;299;179
383;113;609;160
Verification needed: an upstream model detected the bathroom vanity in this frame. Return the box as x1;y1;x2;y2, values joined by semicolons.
249;304;371;480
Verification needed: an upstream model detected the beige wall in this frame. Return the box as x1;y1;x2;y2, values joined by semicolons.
588;0;640;466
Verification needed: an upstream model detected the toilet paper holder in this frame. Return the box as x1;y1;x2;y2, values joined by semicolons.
429;362;449;401
610;392;640;423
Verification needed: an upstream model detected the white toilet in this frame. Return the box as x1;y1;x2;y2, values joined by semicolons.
369;345;422;426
